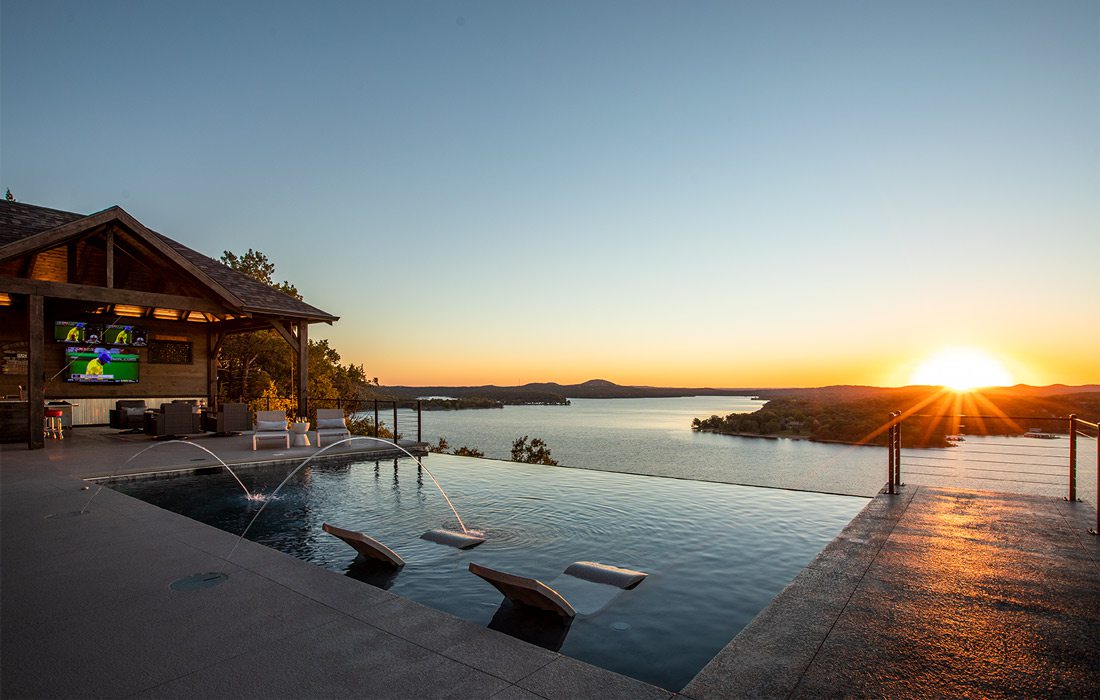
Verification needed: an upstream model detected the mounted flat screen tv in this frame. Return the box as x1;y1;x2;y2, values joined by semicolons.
102;324;147;347
65;347;140;384
54;321;104;345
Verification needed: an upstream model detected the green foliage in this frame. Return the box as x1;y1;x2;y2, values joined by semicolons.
345;414;395;440
429;436;484;458
217;249;376;410
420;397;504;410
220;249;300;299
510;435;558;465
4;189;14;202
452;445;485;458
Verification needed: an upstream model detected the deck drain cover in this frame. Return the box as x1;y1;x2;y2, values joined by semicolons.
46;511;88;519
171;572;229;591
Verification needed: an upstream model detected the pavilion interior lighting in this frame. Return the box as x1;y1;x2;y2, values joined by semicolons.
153;307;180;320
0;293;11;306
113;304;145;317
186;311;209;322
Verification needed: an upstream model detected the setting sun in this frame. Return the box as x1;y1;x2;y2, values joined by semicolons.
910;348;1014;391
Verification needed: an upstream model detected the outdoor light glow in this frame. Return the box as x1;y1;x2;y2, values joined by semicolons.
909;348;1014;392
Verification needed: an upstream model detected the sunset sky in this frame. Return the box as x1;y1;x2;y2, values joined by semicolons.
3;1;1097;387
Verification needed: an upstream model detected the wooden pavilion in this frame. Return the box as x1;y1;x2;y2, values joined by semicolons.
0;200;338;449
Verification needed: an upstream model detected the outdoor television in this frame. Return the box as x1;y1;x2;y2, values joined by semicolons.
102;324;147;347
64;347;140;384
54;321;104;345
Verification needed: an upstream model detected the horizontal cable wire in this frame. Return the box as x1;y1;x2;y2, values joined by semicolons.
925;448;1069;458
904;470;1066;485
903;462;1067;478
903;455;1066;469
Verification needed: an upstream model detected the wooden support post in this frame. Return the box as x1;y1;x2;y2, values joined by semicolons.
207;330;222;410
296;321;308;419
27;294;44;450
105;229;115;288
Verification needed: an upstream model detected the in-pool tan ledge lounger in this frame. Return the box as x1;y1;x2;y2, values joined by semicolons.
468;562;577;618
322;523;405;568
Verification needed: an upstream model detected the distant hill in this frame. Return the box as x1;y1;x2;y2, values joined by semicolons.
380;379;756;402
380;380;1100;403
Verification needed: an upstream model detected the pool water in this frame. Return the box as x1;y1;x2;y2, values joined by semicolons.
111;453;867;690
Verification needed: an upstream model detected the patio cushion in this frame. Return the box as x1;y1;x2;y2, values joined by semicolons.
316;418;346;429
256;420;286;431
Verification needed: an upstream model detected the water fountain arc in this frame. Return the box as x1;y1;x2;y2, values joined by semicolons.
228;435;481;560
81;439;256;515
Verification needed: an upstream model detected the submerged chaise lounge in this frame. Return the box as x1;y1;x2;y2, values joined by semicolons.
469;563;577;618
468;561;648;619
322;523;405;568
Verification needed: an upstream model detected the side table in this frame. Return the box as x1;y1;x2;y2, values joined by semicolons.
291;421;311;447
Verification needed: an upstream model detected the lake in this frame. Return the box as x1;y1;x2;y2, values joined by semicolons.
401;397;884;496
396;396;1093;501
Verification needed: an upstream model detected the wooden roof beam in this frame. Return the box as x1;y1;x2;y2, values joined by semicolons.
0;275;231;315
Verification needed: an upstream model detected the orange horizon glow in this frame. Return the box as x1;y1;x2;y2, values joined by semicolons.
339;355;1091;389
324;326;1096;388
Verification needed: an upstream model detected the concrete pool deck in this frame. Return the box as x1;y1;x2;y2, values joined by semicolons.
2;429;1098;698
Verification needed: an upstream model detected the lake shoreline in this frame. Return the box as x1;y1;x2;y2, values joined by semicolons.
693;428;883;448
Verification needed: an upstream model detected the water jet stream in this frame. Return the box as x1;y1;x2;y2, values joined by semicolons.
82;440;255;514
228;435;472;560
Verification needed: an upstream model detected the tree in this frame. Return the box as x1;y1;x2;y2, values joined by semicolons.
220;249;300;299
217;248;376;414
452;445;485;458
4;189;14;202
510;435;558;465
429;437;484;458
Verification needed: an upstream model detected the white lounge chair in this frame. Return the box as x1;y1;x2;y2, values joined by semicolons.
314;408;351;447
252;410;290;450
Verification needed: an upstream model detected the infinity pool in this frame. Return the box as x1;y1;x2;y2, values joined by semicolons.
111;453;866;690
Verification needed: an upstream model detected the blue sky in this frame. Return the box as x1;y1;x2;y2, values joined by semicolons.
3;1;1098;386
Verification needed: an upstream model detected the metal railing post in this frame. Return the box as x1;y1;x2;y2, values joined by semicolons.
417;399;422;443
1068;414;1077;502
887;412;896;495
393;401;398;442
894;412;902;487
373;400;379;438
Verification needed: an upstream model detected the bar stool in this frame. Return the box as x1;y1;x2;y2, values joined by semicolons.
44;408;64;440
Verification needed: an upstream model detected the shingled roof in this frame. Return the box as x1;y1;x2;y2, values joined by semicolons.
0;201;338;322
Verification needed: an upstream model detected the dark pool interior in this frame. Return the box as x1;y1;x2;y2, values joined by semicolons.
110;453;867;690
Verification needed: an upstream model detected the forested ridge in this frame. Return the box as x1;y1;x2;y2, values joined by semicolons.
693;387;1100;448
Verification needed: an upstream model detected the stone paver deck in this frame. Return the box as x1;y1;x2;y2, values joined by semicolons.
3;429;1098;698
685;485;1100;698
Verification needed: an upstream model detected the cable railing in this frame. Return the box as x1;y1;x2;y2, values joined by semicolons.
246;396;424;443
885;412;1099;534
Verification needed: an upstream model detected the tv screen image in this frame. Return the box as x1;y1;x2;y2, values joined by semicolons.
64;347;140;384
102;324;147;347
54;321;104;345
